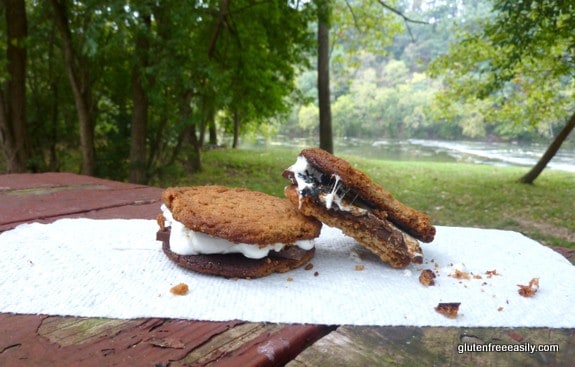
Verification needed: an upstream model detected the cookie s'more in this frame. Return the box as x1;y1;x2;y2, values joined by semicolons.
157;186;322;278
283;148;435;269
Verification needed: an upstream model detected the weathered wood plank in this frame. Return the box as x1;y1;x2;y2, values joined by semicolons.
172;322;286;366
0;186;161;220
0;172;134;191
0;314;241;367
287;326;574;367
38;317;143;347
173;323;335;367
210;324;335;367
0;173;162;231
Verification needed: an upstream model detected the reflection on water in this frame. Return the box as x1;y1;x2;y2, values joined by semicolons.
245;137;575;173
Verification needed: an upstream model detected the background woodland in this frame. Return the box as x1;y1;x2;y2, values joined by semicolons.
1;0;574;184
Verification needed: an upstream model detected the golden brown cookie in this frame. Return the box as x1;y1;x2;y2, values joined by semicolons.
162;186;321;245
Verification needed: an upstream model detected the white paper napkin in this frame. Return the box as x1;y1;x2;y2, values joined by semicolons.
1;218;573;327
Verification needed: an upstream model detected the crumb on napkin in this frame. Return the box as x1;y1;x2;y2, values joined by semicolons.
518;277;539;297
170;283;189;295
419;269;436;286
435;302;461;319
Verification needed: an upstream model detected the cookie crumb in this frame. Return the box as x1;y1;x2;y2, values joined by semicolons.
314;271;319;277
451;269;470;280
435;302;460;319
170;283;189;296
355;265;365;271
518;277;539;297
485;269;500;278
304;263;314;271
287;277;294;282
419;269;436;286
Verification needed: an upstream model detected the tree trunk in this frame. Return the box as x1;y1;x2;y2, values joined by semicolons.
179;92;202;173
520;112;575;184
209;118;218;146
129;14;151;184
317;0;333;154
178;122;202;174
232;109;240;148
0;0;29;172
129;68;149;183
199;117;206;148
50;0;95;176
205;96;217;146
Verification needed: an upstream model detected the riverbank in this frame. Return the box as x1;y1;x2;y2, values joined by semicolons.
156;147;575;249
241;136;575;173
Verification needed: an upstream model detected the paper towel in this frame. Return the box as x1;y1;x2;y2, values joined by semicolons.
0;218;573;327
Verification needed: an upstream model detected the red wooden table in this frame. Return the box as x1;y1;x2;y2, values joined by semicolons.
1;173;573;366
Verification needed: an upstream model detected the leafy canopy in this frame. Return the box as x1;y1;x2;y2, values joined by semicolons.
429;0;575;139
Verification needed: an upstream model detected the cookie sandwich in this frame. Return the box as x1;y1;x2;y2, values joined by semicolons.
156;186;322;278
283;148;435;269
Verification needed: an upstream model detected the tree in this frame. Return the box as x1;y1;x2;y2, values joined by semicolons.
316;0;333;153
212;0;314;150
128;8;151;184
0;0;29;172
430;0;575;183
311;0;422;153
50;0;96;175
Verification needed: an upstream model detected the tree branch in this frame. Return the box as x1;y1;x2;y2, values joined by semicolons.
208;0;229;59
344;0;360;30
377;0;428;25
377;0;428;41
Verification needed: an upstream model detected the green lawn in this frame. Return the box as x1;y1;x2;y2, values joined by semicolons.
155;147;575;249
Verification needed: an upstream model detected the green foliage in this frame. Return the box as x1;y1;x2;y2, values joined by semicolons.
282;0;494;142
315;61;445;139
298;104;320;135
429;0;575;142
6;0;574;180
4;0;315;180
282;0;575;146
216;1;314;122
329;0;404;94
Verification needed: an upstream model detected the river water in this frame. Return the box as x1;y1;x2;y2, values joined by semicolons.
257;137;575;173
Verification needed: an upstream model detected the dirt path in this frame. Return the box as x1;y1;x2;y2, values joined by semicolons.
514;217;575;243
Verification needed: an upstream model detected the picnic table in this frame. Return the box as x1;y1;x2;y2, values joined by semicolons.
1;172;574;366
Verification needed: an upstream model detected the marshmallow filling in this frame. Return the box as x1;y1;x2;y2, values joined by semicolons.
286;155;370;215
160;205;315;259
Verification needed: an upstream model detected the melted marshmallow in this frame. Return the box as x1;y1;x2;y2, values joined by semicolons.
288;156;368;214
161;205;314;259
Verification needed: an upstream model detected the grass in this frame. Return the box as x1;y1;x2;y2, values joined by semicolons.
156;147;575;249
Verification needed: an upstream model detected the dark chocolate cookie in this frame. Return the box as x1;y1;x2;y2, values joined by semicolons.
158;228;315;279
